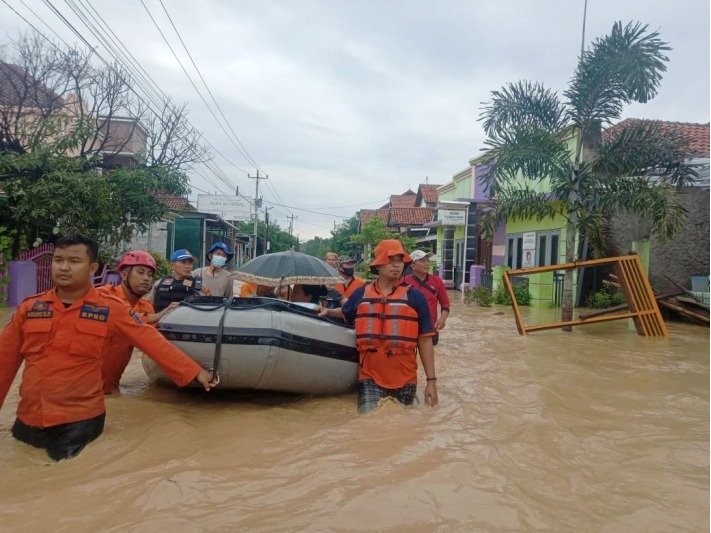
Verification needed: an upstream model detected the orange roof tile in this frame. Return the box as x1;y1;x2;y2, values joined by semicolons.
388;207;434;225
381;189;417;209
359;208;389;225
417;184;441;206
157;194;195;211
604;119;710;158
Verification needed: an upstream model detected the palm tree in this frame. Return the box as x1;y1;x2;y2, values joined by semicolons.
478;21;696;328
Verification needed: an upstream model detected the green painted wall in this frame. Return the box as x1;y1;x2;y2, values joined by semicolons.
505;210;570;266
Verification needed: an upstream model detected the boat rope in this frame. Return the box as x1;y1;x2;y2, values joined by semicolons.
210;296;234;384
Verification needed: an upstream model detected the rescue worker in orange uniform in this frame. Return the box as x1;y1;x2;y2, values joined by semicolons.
333;255;365;304
0;235;215;461
97;250;180;394
318;239;438;413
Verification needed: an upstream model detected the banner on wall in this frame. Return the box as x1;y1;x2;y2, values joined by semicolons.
522;231;536;267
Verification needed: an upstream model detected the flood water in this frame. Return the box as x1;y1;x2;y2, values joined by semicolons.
0;299;708;531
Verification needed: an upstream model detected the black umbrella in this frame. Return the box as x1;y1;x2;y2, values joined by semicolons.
232;251;344;287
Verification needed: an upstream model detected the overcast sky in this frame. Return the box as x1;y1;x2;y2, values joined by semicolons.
1;0;709;240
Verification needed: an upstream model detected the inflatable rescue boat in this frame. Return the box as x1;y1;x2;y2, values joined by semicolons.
142;297;358;394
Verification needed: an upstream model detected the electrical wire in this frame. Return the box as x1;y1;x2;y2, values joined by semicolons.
158;0;261;172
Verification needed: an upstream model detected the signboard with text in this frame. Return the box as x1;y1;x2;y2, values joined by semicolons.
440;209;466;226
522;231;536;267
197;194;252;222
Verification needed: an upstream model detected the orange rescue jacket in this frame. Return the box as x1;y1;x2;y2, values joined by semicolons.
0;287;202;427
335;276;365;300
354;283;420;388
97;283;156;393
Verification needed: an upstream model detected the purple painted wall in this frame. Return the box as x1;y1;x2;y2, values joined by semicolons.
491;223;507;267
472;162;493;202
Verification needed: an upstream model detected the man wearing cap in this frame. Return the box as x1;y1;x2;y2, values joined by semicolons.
404;250;450;346
147;249;211;312
334;255;365;304
318;239;438;413
191;242;234;298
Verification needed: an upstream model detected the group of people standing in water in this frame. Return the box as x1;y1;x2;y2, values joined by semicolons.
0;234;450;461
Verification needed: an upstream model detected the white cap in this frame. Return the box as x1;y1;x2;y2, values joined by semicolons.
410;250;434;261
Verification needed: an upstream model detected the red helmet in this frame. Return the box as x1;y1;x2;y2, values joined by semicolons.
117;250;157;273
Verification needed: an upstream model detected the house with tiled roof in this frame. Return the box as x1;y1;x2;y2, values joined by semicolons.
415;183;441;208
357;189;435;255
608;119;710;292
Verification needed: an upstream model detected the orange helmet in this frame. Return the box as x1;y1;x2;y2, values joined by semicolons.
117;250;157;273
370;239;412;267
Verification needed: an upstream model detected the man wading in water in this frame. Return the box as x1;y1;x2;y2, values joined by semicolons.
0;235;215;461
403;250;450;346
318;239;438;413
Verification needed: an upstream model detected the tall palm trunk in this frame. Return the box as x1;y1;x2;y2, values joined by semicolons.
561;131;585;330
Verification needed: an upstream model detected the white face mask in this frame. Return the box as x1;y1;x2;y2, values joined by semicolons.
211;255;227;268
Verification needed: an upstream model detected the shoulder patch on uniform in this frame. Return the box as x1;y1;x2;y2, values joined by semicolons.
79;304;110;322
129;309;144;325
162;278;174;285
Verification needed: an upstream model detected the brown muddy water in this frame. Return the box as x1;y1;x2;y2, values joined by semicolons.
0;300;708;531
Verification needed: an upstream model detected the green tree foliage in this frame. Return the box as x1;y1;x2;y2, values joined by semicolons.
232;220;295;255
299;215;361;260
300;236;331;259
330;215;360;256
0;128;189;256
350;217;417;261
478;21;694;326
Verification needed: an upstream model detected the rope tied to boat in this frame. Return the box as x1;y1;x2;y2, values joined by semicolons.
210;296;234;384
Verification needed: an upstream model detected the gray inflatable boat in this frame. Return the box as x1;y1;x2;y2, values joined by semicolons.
142;297;358;394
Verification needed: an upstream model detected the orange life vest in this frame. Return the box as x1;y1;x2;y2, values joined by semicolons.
355;283;419;356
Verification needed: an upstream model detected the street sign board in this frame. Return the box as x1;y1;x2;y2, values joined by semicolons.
440;209;466;225
197;194;251;222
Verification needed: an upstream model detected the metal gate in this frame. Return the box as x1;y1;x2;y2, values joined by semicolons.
17;244;55;293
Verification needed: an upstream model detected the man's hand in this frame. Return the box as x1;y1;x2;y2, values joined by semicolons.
162;302;180;316
435;317;447;331
195;368;217;391
315;306;329;317
424;380;438;406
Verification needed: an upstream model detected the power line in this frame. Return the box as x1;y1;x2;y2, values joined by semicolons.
69;0;251;182
261;199;351;218
138;0;257;173
44;1;246;192
157;0;262;172
153;0;299;220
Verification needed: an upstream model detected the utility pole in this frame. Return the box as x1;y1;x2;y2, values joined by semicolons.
287;213;298;249
264;206;273;254
248;170;267;258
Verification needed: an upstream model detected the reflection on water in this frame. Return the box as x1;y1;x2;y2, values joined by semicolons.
0;301;708;530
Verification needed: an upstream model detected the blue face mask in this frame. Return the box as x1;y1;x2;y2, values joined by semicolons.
211;255;227;268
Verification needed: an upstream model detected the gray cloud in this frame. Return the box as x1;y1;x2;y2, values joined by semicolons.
0;0;708;238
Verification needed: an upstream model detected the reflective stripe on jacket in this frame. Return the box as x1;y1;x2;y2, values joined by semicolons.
354;283;419;388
